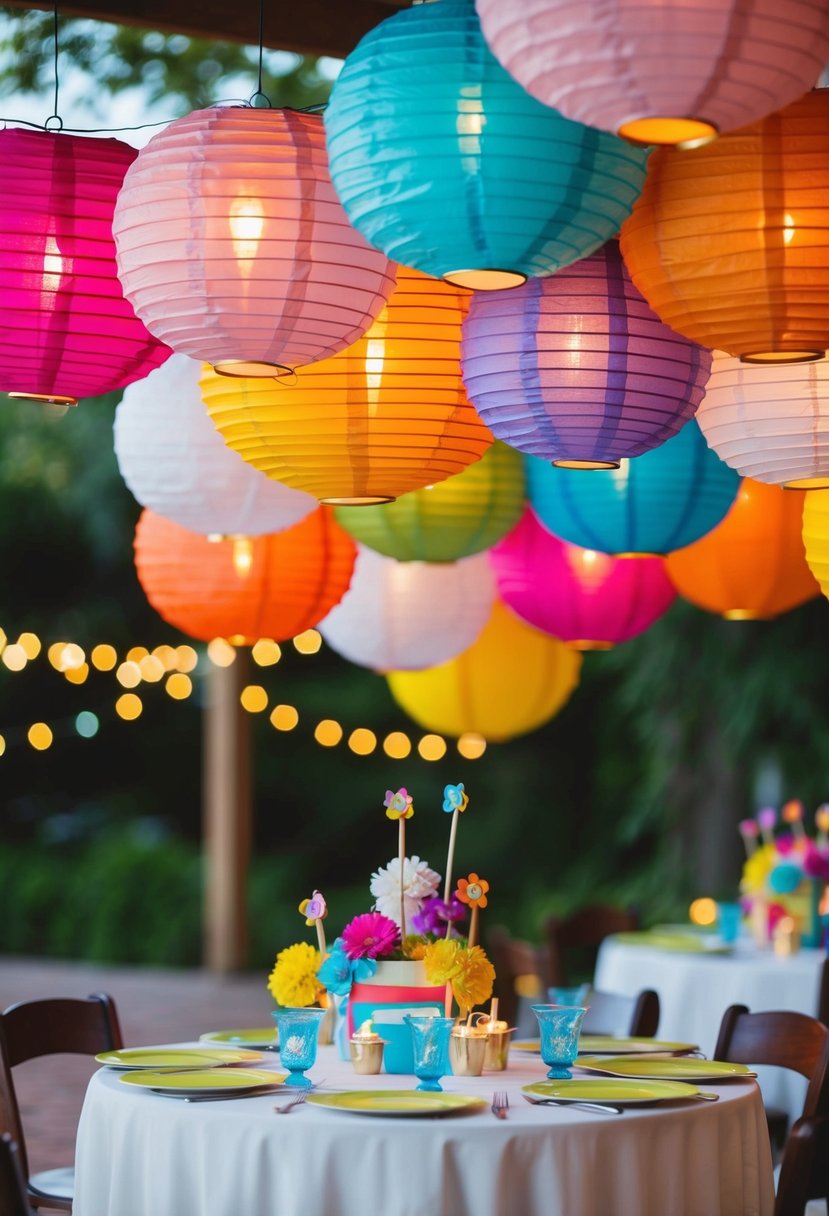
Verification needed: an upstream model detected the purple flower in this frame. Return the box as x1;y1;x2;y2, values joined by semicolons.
341;912;400;960
411;895;467;936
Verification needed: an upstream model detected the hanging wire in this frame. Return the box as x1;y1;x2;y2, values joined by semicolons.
248;0;272;108
43;0;63;129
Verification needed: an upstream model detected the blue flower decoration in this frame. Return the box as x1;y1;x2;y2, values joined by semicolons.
316;937;377;996
442;783;469;814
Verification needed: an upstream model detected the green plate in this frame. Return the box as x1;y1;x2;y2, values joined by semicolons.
119;1068;286;1094
199;1028;278;1049
577;1056;755;1081
96;1047;263;1069
612;931;731;954
306;1090;487;1117
523;1078;701;1105
513;1036;698;1056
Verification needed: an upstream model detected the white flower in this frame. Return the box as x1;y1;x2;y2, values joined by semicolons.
370;855;441;928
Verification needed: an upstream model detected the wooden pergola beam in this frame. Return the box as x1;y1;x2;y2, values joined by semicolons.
2;0;405;58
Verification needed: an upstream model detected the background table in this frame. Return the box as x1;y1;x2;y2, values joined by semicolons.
73;1043;773;1216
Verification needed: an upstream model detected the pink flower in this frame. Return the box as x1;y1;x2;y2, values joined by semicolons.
342;912;400;960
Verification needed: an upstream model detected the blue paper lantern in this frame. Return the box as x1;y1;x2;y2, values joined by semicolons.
324;0;650;292
527;420;740;556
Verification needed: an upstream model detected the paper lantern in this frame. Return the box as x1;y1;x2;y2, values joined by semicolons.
620;90;829;364
113;106;395;377
387;600;581;741
200;267;492;506
134;507;356;643
476;0;829;148
334;441;524;562
667;479;818;619
114;355;316;536
461;241;711;468
324;0;649;291
802;489;829;595
490;509;677;649
696;352;829;490
0;128;169;405
318;547;495;671
527;420;740;555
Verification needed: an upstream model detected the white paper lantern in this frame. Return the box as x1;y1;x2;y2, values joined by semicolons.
318;546;495;671
114;354;316;535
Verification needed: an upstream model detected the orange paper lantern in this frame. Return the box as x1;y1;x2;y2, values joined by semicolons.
134;507;356;643
201;267;492;506
665;479;818;620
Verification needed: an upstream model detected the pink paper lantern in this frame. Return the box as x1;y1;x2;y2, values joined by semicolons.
0;128;169;405
475;0;829;148
113;106;396;378
490;508;677;649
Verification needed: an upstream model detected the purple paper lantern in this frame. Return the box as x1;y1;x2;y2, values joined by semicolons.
490;508;677;649
462;241;711;469
0;128;169;405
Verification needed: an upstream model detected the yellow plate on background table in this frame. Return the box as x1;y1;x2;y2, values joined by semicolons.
96;1047;263;1069
119;1068;286;1094
577;1057;755;1081
512;1036;698;1055
307;1091;486;1117
523;1078;701;1105
199;1029;278;1049
612;931;731;954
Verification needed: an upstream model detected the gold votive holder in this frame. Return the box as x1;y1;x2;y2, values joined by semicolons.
773;915;800;958
449;1030;487;1077
349;1037;386;1075
484;1027;514;1072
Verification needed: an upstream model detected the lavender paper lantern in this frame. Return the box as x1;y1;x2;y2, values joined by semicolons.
462;242;711;468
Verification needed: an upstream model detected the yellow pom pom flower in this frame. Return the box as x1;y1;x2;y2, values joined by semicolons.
422;938;461;984
267;941;324;1008
451;945;495;1014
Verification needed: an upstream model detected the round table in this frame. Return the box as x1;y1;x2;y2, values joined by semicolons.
73;1043;774;1216
595;935;826;1119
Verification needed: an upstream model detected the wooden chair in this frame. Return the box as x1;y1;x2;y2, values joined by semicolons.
544;904;639;987
817;955;829;1028
582;988;660;1038
0;993;123;1212
0;1135;35;1216
487;927;544;1032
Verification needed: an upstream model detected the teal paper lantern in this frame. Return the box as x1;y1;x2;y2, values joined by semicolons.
324;0;650;292
527;420;740;556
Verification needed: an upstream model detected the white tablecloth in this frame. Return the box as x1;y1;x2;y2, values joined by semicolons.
73;1043;773;1216
595;936;826;1119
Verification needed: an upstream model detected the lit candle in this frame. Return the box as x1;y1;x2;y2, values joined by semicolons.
449;1017;487;1076
353;1019;380;1042
349;1019;385;1074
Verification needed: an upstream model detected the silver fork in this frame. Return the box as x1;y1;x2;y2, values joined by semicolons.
491;1091;509;1120
273;1090;308;1114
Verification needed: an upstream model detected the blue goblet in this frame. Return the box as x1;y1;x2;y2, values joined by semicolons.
531;1004;588;1080
404;1015;454;1092
547;984;591;1006
271;1007;326;1087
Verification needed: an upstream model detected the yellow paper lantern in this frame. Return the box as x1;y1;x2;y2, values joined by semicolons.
200;267;492;506
386;600;581;742
802;488;829;595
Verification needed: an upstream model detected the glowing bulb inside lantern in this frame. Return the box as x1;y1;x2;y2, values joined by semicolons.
229;197;265;264
232;536;254;579
783;213;796;246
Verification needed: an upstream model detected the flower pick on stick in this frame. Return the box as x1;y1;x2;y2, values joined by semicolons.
442;784;469;938
384;788;414;937
738;819;759;857
456;873;489;950
757;807;777;847
782;800;807;844
816;805;829;848
299;889;328;959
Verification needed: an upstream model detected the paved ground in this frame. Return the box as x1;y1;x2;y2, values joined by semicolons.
0;955;274;1178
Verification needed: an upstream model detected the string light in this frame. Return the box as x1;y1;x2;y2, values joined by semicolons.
240;685;268;713
27;722;53;750
270;704;299;731
457;733;487;760
383;732;411;760
293;630;322;655
418;735;447;762
75;711;99;738
115;693;143;720
175;645;199;673
206;638;236;667
252;639;281;666
17;633;41;659
138;654;165;683
64;662;89;685
2;645;27;672
91;644;117;671
315;719;343;747
116;661;142;689
126;646;149;663
348;728;376;755
165;673;192;700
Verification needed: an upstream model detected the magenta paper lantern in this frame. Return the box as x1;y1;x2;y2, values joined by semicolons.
113;106;396;378
462;241;711;468
0;128;169;405
490;508;677;649
476;0;829;148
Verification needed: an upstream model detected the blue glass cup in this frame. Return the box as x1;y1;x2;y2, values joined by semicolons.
547;984;590;1006
531;1004;588;1080
404;1015;454;1092
271;1007;326;1087
716;902;742;945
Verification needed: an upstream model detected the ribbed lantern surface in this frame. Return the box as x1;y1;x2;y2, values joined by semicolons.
476;0;829;148
802;489;829;597
462;241;711;468
0;128;169;404
113;107;395;377
200;267;492;506
318;547;495;671
696;352;829;490
324;0;649;291
114;355;316;535
490;509;677;649
667;479;818;619
620;90;829;364
527;420;740;555
334;441;524;562
134;507;356;643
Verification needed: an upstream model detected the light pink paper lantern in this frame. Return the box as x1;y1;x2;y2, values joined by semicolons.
697;351;829;490
113;106;396;378
476;0;829;148
490;508;677;649
318;546;495;671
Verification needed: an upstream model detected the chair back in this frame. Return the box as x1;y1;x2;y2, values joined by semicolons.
817;955;829;1028
774;1033;829;1216
544;904;638;986
582;988;660;1038
0;1135;33;1216
714;1005;829;1083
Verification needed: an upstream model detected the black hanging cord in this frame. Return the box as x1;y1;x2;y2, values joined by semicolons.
248;0;271;108
44;0;63;130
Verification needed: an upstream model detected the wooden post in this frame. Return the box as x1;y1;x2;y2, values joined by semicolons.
203;650;252;973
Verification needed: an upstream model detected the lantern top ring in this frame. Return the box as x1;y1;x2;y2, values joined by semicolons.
43;114;64;132
740;348;825;366
443;268;528;291
321;495;397;507
617;115;718;149
213;359;295;381
553;458;620;470
8;390;76;406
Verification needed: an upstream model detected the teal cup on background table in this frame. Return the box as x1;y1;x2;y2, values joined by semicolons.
531;1005;588;1080
547;984;591;1006
716;902;743;945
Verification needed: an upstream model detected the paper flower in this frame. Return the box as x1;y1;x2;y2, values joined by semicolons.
442;783;469;814
400;934;429;961
298;889;327;926
316;937;377;995
740;843;777;895
384;787;414;820
411;894;466;936
370;854;441;927
422;937;462;984
267;942;324;1008
342;911;400;960
456;872;489;909
451;945;495;1014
